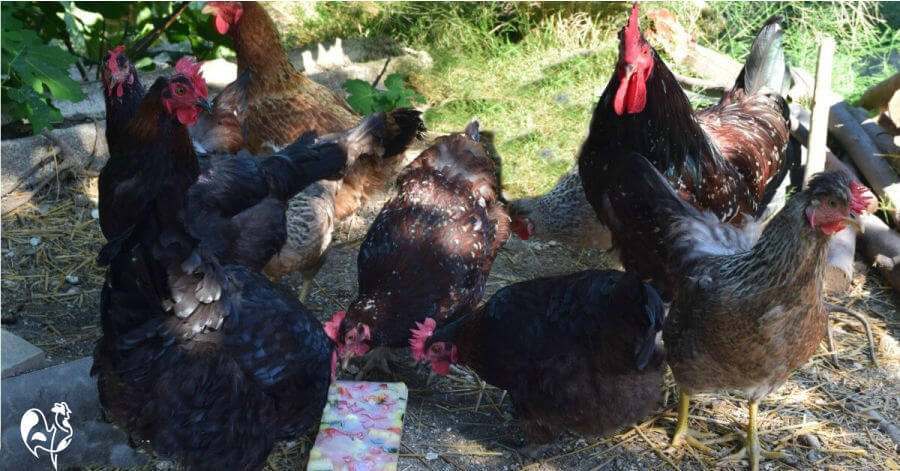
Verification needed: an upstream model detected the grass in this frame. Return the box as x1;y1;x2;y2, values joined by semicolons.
276;1;897;199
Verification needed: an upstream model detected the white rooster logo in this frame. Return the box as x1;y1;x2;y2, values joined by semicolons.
20;402;73;470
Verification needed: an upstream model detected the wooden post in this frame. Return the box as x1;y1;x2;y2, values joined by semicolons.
804;37;836;185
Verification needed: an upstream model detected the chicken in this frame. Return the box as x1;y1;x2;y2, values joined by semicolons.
201;1;425;298
578;5;792;299
92;62;364;471
508;166;612;249
189;68;251;155
325;122;510;377
410;270;665;448
100;45;145;163
618;151;870;471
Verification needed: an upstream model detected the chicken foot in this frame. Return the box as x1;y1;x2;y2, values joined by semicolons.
719;401;786;471
825;303;878;367
668;392;713;453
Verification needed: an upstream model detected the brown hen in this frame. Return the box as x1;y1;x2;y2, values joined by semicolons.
620;151;870;471
202;1;425;297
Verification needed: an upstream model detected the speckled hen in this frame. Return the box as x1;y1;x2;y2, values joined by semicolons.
578;5;793;299
325;122;510;377
619;152;870;471
202;1;425;298
508;166;612;249
410;270;665;448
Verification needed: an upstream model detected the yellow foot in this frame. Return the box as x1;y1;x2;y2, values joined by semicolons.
668;427;714;453
720;444;786;471
667;391;712;454
720;401;786;471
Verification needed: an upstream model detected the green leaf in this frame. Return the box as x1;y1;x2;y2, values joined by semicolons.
10;44;84;102
383;73;405;92
343;79;376;114
5;85;63;133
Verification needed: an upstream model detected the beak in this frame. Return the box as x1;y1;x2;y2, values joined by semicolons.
201;4;216;15
341;355;350;370
624;63;635;79
196;98;213;113
844;214;863;233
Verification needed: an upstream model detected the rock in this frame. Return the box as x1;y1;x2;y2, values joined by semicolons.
1;329;45;378
73;193;90;207
800;433;821;449
28;237;40;246
91;208;99;219
425;452;439;460
1;122;108;203
0;357;148;469
65;275;80;285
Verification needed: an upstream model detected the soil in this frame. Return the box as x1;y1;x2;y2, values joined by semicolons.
2;175;898;471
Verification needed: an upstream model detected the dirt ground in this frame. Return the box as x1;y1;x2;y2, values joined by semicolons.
2;173;899;471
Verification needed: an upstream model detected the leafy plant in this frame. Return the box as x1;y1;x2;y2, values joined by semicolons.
1;1;234;135
342;74;425;114
2;7;84;133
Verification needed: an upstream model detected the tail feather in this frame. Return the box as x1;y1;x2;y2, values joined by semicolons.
321;111;388;168
384;108;426;158
260;131;349;200
733;15;791;97
623;152;759;270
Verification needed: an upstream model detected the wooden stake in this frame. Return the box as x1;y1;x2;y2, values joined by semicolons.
804;37;836;185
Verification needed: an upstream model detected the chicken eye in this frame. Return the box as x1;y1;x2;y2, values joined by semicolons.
175;86;186;96
827;199;837;208
431;344;442;354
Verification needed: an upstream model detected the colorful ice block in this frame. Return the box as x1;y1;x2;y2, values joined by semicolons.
307;381;408;471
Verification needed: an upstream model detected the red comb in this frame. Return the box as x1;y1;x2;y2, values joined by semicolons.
106;45;126;75
174;56;209;99
849;181;872;216
324;311;345;344
409;318;437;361
623;2;642;51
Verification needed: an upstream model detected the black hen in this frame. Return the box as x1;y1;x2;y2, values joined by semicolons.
411;270;666;445
92;64;350;471
100;45;145;159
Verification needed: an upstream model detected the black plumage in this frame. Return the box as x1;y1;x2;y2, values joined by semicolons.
93;70;348;471
416;270;666;444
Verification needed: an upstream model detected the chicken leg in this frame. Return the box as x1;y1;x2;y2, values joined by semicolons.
668;392;712;453
720;401;785;471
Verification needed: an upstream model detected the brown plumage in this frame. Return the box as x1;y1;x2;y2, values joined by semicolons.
325;122;510;375
202;1;425;285
621;151;870;471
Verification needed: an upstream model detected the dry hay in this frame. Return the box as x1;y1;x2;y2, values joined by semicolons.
2;173;898;471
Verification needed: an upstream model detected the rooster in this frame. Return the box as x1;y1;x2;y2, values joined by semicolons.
578;4;792;299
92;61;371;471
508;166;612;249
202;1;425;298
411;270;665;450
325;122;510;378
620;151;869;471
